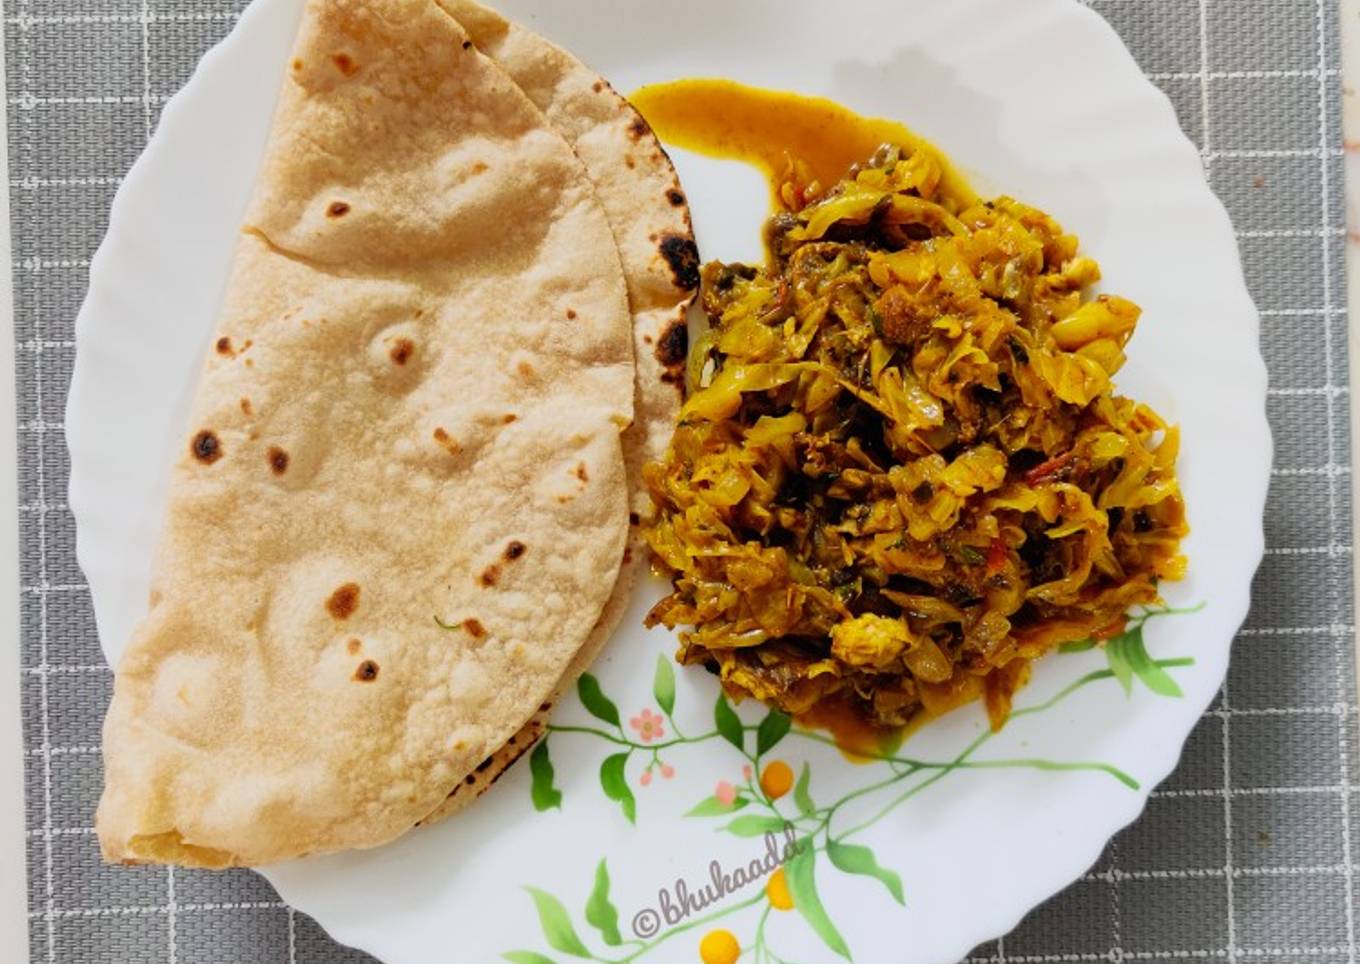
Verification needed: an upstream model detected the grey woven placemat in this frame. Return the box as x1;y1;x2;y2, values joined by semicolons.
9;0;1359;961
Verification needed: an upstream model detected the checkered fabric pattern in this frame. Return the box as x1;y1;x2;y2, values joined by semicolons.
8;0;1359;961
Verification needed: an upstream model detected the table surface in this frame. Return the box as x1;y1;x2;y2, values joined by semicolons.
3;1;1360;963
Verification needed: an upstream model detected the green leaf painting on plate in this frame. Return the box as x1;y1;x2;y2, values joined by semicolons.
786;847;850;959
578;674;621;729
793;762;815;818
652;654;676;717
584;860;623;947
524;887;592;958
826;840;905;905
686;795;749;818
599;753;636;824
529;739;562;812
714;692;745;752
509;605;1199;962
755;710;792;756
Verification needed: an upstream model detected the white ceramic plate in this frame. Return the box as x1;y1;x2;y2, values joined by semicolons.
66;1;1269;961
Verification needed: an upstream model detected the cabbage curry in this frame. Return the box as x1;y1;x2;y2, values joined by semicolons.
636;83;1187;733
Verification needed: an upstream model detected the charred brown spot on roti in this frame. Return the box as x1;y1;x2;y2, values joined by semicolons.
628;117;649;140
354;660;379;682
332;53;359;76
625;157;636;169
239;397;253;416
656;321;688;367
191;430;221;465
462;618;486;638
502;414;517;424
215;337;233;356
659;234;700;290
476;756;494;772
267;446;290;475
326;582;360;619
592;81;604;93
565;308;577;320
516;360;535;378
540;702;552;712
667;189;686;207
433;427;461;455
470;161;488;175
347;638;362;655
388;337;414;365
504;541;526;561
629;512;641;526
291;58;303;72
574;462;589;483
461;40;472;50
327;201;351;218
622;547;633;564
498;739;537;777
463;774;475;785
478;565;500;587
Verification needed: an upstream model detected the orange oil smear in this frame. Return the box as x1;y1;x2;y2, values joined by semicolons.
629;78;977;209
795;698;922;765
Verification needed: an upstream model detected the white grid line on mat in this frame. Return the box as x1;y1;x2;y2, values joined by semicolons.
1317;0;1357;956
16;0;57;956
1201;8;1239;953
965;950;1356;964
136;3;177;958
5;11;242;28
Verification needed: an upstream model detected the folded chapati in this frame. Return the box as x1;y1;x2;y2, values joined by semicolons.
97;0;636;867
416;0;698;825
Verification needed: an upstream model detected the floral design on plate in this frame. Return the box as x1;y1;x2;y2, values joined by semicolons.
509;606;1198;962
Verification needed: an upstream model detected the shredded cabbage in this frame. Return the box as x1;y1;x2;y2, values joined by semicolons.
643;144;1188;733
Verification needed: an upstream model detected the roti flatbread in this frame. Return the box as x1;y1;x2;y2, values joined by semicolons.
97;0;636;868
416;0;697;824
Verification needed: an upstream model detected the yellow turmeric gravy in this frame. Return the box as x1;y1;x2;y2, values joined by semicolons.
796;698;915;763
629;78;976;210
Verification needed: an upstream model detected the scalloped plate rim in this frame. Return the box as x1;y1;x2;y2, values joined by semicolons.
65;0;1270;961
